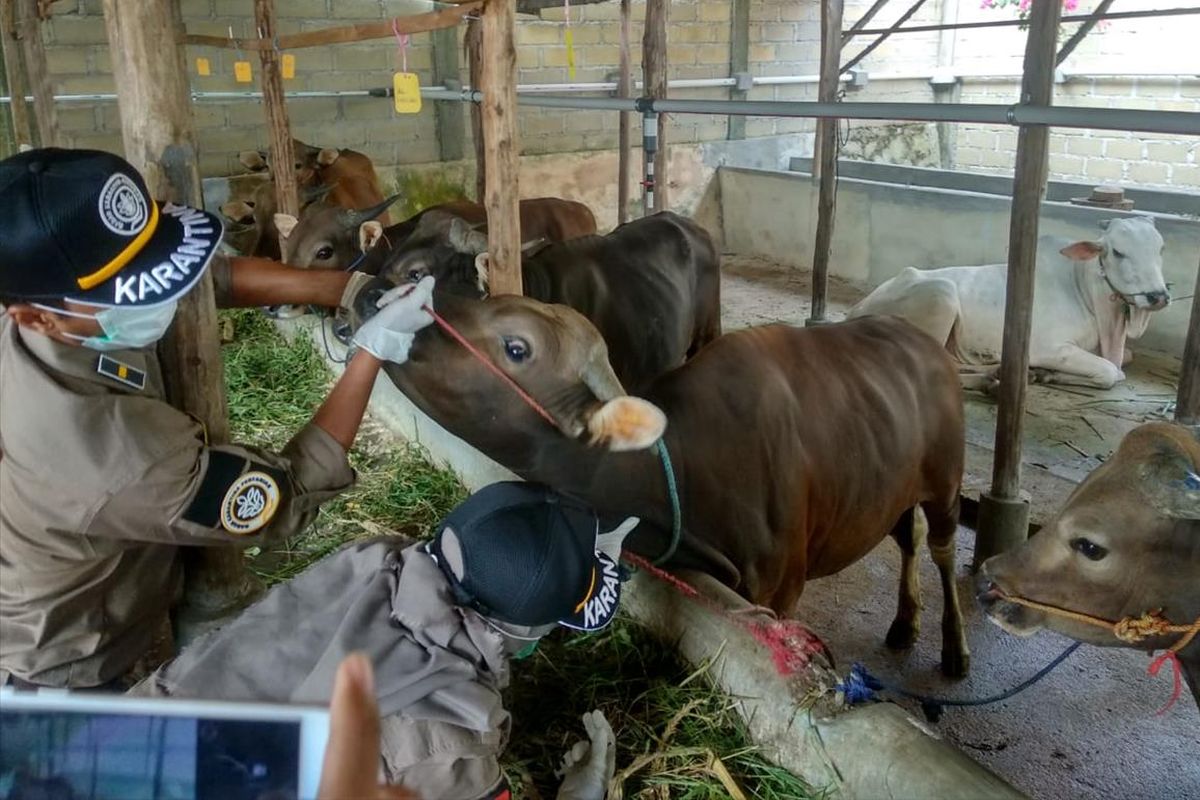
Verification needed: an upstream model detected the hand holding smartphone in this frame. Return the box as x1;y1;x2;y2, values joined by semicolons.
0;654;416;800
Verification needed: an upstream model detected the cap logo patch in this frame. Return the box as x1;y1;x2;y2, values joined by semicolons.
220;471;280;535
98;173;149;236
581;555;621;630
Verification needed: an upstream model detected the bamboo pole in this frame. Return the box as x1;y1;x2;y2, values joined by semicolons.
0;0;32;150
15;0;54;146
840;0;928;75
809;0;843;326
254;0;299;253
974;0;1062;569
102;0;259;641
727;0;749;141
1055;0;1114;66
616;0;632;224
479;0;521;296
183;3;480;50
1175;254;1200;426
467;16;485;202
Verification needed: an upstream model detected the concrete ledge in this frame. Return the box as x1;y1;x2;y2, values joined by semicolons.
284;316;1024;799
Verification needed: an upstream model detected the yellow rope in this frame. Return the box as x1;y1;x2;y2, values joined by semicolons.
1001;592;1200;654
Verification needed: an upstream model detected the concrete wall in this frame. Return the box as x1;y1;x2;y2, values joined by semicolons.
833;0;1200;191
719;165;1200;358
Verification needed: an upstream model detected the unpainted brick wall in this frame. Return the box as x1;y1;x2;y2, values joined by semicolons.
32;0;842;177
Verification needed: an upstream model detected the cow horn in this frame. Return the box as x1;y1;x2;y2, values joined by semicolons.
341;193;403;227
580;343;627;402
301;183;336;205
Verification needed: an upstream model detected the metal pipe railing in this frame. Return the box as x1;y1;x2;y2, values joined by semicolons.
422;87;1200;137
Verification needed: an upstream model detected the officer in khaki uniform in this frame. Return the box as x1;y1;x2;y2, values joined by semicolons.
135;481;634;800
0;148;434;690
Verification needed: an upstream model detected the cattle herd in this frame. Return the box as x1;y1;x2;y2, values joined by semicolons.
223;140;1199;710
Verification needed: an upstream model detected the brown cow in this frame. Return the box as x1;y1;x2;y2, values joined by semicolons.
276;196;597;272
349;287;971;676
979;422;1200;710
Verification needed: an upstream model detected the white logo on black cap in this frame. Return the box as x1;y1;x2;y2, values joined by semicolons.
98;173;148;236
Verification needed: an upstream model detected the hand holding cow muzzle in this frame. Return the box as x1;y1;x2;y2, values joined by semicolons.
352;276;436;364
555;709;617;800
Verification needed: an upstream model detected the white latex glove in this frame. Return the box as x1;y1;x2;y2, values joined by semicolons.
352;276;435;364
555;710;617;800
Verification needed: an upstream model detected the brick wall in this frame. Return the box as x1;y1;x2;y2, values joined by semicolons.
29;0;842;178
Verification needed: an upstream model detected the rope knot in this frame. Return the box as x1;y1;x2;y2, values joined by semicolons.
1113;609;1173;643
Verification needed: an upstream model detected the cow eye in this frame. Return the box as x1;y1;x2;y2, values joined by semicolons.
406;268;425;282
1112;249;1125;259
316;246;334;261
1069;537;1108;561
502;336;530;363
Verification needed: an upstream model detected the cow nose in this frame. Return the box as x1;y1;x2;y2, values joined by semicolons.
1145;290;1170;309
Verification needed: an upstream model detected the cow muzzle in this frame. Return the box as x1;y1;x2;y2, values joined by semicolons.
975;571;1045;637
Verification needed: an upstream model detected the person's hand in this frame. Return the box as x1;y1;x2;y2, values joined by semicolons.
555;709;617;800
318;652;419;800
352;276;435;363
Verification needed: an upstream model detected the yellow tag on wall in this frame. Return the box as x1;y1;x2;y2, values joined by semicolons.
234;60;253;83
281;53;295;79
393;72;421;114
196;57;211;76
565;27;576;80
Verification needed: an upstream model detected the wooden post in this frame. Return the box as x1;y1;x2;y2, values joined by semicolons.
102;0;260;640
974;0;1062;569
642;0;668;212
14;0;55;146
1175;254;1200;425
727;0;749;141
478;0;521;296
1;0;33;152
466;16;485;202
616;0;632;224
932;0;960;170
254;0;298;253
432;26;466;162
808;0;843;326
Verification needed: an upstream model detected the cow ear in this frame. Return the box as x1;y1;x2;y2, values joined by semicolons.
473;253;491;295
274;213;300;240
449;218;488;255
221;200;255;223
316;148;341;167
1098;219;1113;231
587;397;666;452
1060;240;1104;261
359;221;385;253
238;150;267;171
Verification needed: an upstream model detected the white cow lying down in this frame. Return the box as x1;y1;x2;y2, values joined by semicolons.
848;216;1169;389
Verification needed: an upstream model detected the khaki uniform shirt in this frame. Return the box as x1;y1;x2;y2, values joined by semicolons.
133;539;511;800
0;300;354;688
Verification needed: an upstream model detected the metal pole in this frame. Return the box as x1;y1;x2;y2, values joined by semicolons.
973;0;1062;570
846;6;1200;36
641;107;657;216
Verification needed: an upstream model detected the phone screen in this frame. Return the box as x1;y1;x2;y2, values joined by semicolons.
1;710;304;800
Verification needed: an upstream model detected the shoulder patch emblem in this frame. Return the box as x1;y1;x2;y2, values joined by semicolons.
220;471;280;535
96;354;146;390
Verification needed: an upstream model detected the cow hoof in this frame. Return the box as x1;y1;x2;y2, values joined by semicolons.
940;650;970;679
885;618;919;650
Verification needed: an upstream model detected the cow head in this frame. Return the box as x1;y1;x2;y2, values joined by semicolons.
347;278;666;452
1060;216;1169;311
978;422;1200;654
236;139;336;185
374;212;545;298
275;193;401;270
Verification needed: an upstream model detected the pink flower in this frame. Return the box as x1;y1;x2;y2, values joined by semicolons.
1019;0;1032;11
1064;0;1079;10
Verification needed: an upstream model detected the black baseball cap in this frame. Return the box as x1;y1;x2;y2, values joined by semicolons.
0;148;222;308
427;482;624;633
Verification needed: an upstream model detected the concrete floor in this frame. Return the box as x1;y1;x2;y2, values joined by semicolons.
719;255;1199;800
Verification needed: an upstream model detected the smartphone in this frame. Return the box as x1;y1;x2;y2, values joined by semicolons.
0;688;328;800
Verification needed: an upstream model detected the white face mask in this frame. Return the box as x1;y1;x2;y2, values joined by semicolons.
33;301;178;351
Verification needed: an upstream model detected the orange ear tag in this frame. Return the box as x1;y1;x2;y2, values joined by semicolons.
393;72;421;114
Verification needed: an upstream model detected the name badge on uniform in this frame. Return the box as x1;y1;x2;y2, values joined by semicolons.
96;354;146;391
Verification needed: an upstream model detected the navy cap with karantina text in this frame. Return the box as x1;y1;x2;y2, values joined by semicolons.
0;148;223;308
427;482;624;633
